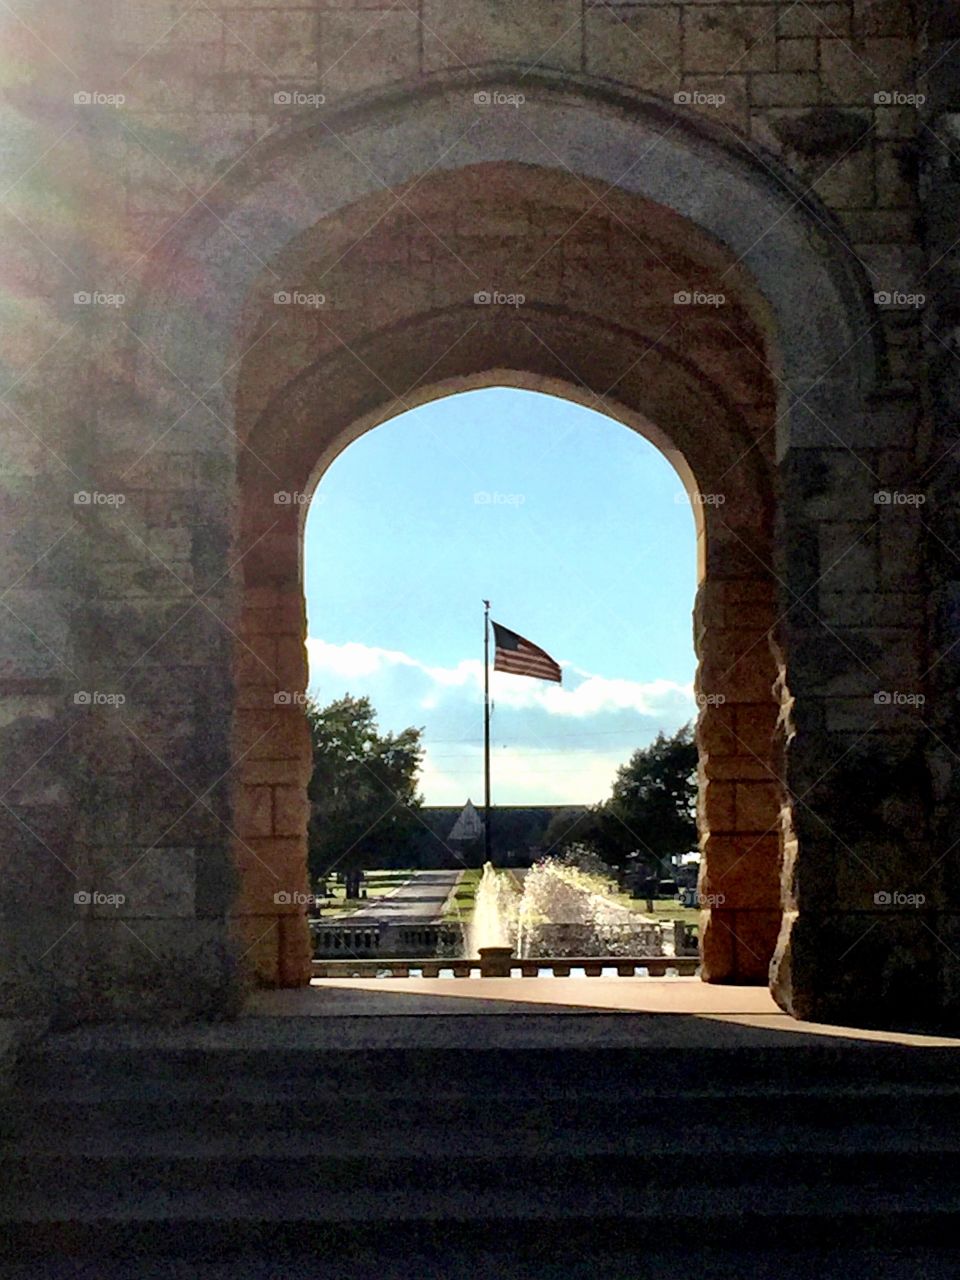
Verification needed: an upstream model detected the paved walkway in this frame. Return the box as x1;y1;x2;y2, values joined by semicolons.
333;869;460;924
247;979;960;1049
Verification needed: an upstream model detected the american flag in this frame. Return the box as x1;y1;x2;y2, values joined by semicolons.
491;621;562;683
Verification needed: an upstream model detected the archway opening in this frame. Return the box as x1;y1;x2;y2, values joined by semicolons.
302;385;699;961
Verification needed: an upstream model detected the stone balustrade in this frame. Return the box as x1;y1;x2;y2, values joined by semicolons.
312;956;701;979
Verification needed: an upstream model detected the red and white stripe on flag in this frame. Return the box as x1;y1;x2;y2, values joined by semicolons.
491;621;562;683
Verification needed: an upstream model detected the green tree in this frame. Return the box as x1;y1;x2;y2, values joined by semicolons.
305;694;424;882
542;806;599;855
595;724;698;875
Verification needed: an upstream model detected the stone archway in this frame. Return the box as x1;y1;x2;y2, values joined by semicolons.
91;72;895;1022
233;364;782;991
226;154;787;987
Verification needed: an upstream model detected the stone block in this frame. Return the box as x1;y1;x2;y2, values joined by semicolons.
223;9;320;78
855;0;917;37
811;145;875;207
777;37;817;72
235;637;278;686
698;904;734;979
276;911;314;985
586;5;683;94
777;4;852;38
735;782;781;831
272;784;311;837
703;753;779;782
734;702;779;755
701;833;782;907
0;809;77;920
821;37;916;104
0;593;69;682
700;906;781;982
834;840;930;912
236;785;273;838
231;913;278;985
320;10;420;96
238;756;313;787
698;650;779;704
697;693;739;748
423;0;582;72
236;685;291;710
132;790;227;849
818;589;923;626
749;73;820;107
877;517;922;588
816;521;878;592
78;917;241;1019
824;695;884;732
874;104;920;138
232;838;308;909
243;588;286;611
86;846;196;919
795;452;879;521
876;140;918;208
232;708;311;760
240;595;304;636
683;5;776;73
231;911;310;988
840;209;918;242
699;778;736;832
275;635;308;687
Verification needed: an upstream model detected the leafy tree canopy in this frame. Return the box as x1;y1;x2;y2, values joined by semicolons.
597;724;697;872
305;694;424;881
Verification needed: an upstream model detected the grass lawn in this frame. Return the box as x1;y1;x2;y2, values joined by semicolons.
442;867;483;924
318;869;416;918
606;890;700;926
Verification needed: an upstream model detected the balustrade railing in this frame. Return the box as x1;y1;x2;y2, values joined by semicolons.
312;955;700;978
311;918;699;962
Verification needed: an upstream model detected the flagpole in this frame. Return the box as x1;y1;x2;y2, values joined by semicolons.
483;599;492;865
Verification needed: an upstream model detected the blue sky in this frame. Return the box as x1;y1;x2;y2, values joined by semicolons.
303;387;698;805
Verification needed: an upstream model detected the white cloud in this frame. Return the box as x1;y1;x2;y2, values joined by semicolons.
419;744;626;806
306;638;420;680
492;667;693;717
307;638;693;717
306;637;696;804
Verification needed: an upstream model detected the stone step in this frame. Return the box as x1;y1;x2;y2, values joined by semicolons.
5;1178;960;1224
4;1147;960;1204
3;1184;960;1242
19;1043;960;1093
6;1119;957;1160
17;1068;960;1103
0;1252;953;1280
6;1084;957;1141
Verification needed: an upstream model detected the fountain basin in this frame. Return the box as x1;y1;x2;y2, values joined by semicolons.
477;945;514;977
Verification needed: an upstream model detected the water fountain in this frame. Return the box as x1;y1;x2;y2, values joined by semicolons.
468;863;521;973
468;854;666;962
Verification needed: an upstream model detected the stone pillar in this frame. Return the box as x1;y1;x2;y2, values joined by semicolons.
0;334;84;1026
0;0;250;1020
231;508;313;987
695;577;782;982
770;383;934;1025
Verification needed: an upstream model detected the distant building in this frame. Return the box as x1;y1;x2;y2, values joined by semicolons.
409;804;585;868
447;798;484;842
